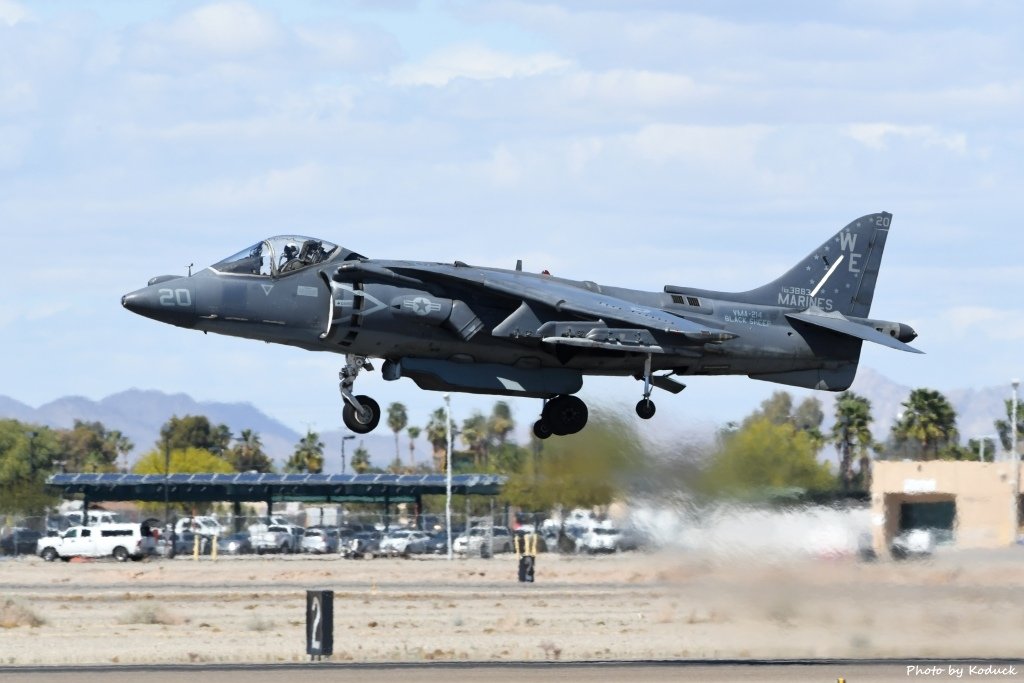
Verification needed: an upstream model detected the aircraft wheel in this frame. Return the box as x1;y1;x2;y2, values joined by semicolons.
543;395;588;436
635;398;656;420
533;419;552;440
343;395;381;433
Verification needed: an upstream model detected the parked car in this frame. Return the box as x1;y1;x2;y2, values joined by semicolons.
578;527;624;553
267;515;304;549
425;530;452;555
891;528;936;559
168;531;212;555
345;530;381;559
63;510;124;526
452;526;513;556
302;527;340;554
217;532;252;555
0;528;43;556
38;523;156;562
379;529;430;557
250;524;295;554
175;516;224;538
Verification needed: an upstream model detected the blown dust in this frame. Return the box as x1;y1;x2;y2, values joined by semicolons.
1;548;1023;666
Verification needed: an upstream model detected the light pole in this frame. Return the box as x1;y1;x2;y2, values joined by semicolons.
444;393;453;561
1012;379;1020;537
340;435;355;474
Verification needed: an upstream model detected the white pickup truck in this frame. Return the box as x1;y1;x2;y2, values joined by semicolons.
38;523;156;562
249;524;295;554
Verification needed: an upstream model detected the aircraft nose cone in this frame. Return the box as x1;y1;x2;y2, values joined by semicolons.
122;281;196;328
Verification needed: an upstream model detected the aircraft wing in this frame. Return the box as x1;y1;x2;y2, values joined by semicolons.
786;310;923;354
382;263;730;340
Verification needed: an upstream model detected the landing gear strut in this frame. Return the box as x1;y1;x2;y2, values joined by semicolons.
533;394;589;439
339;354;381;434
635;354;656;420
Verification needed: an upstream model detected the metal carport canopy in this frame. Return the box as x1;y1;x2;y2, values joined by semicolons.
46;472;506;504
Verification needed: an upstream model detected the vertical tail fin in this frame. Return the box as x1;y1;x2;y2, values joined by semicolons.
740;212;892;317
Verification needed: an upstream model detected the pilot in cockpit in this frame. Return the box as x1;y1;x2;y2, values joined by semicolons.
280;242;299;271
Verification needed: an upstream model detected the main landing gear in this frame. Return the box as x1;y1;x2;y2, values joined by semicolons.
339;354;381;434
635;353;657;420
533;394;589;440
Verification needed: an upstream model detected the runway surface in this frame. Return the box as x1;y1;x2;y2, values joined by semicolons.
3;660;1023;683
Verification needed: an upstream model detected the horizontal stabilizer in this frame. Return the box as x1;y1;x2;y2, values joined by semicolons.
786;310;923;354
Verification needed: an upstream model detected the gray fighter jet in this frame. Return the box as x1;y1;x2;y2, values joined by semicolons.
123;211;920;439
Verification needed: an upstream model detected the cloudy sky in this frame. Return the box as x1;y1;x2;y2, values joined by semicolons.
2;0;1022;440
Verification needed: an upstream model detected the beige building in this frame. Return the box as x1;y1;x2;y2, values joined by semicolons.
870;460;1023;554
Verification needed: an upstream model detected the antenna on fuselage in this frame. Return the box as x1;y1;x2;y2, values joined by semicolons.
187;263;193;277
515;259;522;272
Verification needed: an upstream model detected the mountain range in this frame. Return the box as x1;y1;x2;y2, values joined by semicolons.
0;369;1016;468
0;389;398;470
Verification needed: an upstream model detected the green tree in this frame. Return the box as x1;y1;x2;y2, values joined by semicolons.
425;407;449;471
226;429;274;473
0;421;61;515
133;446;235;475
501;410;646;510
286;429;325;473
488;401;515;447
702;419;835;496
406;425;421;467
967;436;998;462
745;391;794;426
57;420;133;473
793;397;825;448
386;402;408;466
132;446;234;515
995;398;1024;454
891;388;959;460
350;443;371;474
460;411;490;468
157;415;231;455
831;391;875;491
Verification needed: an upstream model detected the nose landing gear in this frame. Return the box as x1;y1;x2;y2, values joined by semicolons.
339;354;382;434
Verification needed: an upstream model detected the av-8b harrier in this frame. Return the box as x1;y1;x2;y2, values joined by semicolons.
123;211;920;439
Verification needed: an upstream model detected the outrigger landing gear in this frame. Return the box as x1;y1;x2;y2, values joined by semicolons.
533;394;589;439
339;354;381;434
635;354;656;420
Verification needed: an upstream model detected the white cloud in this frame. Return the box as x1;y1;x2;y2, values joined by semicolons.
563;68;710;108
625;123;771;166
0;0;27;26
845;123;968;154
389;43;572;86
165;1;283;57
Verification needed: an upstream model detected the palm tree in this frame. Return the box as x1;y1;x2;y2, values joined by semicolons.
228;428;273;473
460;412;489;468
350;442;371;474
386;402;408;466
995;398;1024;454
406;426;421;467
830;392;874;490
425;408;449;471
488;401;515;447
286;429;325;473
892;388;958;460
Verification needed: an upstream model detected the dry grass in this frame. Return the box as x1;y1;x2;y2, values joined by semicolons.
0;599;45;628
118;605;181;626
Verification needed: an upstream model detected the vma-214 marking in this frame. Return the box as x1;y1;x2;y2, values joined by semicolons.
122;211;921;439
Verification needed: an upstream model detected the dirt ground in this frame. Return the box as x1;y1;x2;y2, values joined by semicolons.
2;548;1024;666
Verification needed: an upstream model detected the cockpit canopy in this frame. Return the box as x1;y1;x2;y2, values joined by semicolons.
211;236;340;277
